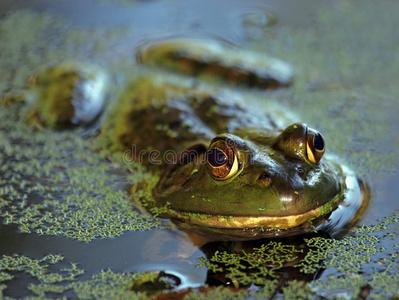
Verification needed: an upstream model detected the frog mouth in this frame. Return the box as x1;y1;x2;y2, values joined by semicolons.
167;166;367;237
171;192;343;231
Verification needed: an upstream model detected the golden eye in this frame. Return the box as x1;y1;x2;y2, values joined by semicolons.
206;141;239;180
306;128;325;163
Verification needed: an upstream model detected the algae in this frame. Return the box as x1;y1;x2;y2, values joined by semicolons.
197;241;304;285
0;105;161;242
183;286;250;300
0;10;163;242
194;212;399;298
0;253;172;299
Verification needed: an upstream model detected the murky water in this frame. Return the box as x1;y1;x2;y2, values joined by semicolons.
1;0;399;298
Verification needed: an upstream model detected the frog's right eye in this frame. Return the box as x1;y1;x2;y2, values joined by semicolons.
206;140;239;180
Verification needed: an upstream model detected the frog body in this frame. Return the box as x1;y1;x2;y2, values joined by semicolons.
26;63;107;128
25;40;369;241
137;38;293;89
101;75;286;165
102;74;368;240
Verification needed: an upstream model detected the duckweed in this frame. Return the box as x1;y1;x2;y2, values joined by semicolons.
184;286;250;300
0;254;173;299
194;212;399;298
0;101;161;242
197;241;304;285
0;254;81;288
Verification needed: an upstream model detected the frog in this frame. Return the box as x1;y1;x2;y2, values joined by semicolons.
101;73;369;241
22;38;369;241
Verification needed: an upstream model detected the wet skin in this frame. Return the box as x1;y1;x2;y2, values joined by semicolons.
152;116;350;240
155;123;338;219
99;73;368;241
26;64;107;129
133;40;368;240
26;40;368;241
129;40;362;240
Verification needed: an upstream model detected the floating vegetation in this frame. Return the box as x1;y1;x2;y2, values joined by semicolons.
1;214;399;299
0;6;162;245
197;241;306;286
194;212;399;298
249;3;399;176
0;254;171;299
0;104;161;242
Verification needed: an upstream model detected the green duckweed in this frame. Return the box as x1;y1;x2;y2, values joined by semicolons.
194;212;399;298
0;254;172;299
0;99;161;242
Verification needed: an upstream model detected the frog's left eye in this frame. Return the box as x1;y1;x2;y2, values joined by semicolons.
306;128;325;163
206;141;239;180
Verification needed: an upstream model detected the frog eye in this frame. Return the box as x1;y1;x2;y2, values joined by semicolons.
306;128;325;163
206;141;239;180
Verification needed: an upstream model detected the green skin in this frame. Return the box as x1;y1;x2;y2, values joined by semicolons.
153;123;347;240
154;125;341;217
26;64;107;128
101;75;364;240
26;49;344;237
25;62;360;240
25;63;361;240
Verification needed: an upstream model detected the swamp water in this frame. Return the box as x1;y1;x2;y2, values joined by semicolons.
0;0;399;298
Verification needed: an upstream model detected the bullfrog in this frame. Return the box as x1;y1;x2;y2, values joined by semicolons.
102;73;368;241
23;39;369;241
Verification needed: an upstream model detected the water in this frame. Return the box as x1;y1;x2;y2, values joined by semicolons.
1;0;399;298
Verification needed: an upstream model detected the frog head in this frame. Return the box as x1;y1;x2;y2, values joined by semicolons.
152;123;346;239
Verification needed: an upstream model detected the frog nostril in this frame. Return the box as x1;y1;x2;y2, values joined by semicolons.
257;173;272;188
